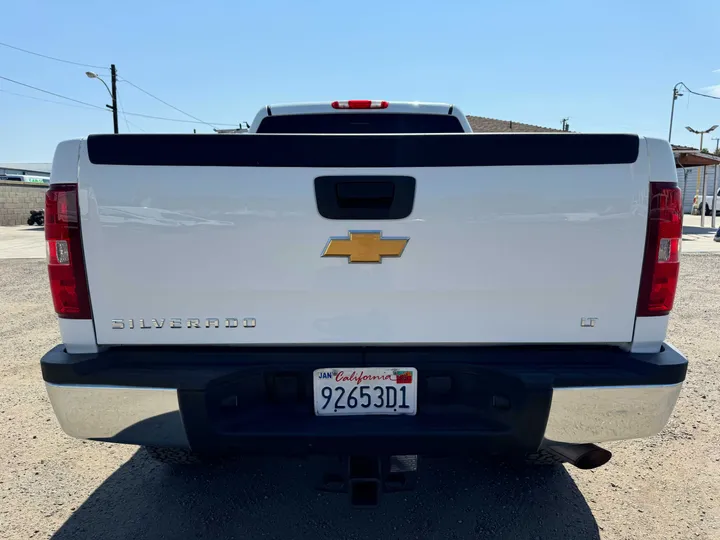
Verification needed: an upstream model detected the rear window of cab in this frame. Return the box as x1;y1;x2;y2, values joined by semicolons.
256;113;465;134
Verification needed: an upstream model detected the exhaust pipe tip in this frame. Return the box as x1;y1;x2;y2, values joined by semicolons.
547;443;612;470
573;447;612;470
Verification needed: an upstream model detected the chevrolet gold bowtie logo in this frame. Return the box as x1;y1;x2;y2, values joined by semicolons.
322;231;409;263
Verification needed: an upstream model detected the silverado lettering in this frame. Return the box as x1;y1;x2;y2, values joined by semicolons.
111;318;256;329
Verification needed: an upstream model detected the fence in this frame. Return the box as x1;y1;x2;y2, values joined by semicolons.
676;166;719;214
0;180;47;226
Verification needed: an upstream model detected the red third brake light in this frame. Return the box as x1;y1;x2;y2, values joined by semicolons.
331;100;389;110
45;184;91;319
636;182;683;317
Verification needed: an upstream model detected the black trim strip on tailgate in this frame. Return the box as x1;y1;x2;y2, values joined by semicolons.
86;133;640;168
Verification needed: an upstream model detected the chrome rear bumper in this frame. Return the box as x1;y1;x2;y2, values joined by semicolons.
544;383;683;444
45;383;189;448
45;381;684;450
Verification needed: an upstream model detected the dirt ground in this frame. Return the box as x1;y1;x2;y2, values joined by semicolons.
0;255;718;540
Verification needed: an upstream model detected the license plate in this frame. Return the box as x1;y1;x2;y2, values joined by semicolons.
313;367;418;416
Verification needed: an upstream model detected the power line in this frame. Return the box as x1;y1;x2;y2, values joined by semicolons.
0;88;105;111
0;74;107;109
120;110;236;126
678;82;720;101
0;74;239;126
0;41;109;70
119;77;217;128
0;41;236;128
125;118;147;133
116;92;132;133
116;97;147;133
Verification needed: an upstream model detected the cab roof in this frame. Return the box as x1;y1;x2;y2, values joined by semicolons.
248;101;470;133
268;101;453;116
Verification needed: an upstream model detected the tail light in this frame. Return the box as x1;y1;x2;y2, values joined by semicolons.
331;100;389;110
636;182;683;316
45;184;91;319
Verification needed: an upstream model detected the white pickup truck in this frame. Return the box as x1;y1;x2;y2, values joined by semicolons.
695;188;720;215
42;100;687;505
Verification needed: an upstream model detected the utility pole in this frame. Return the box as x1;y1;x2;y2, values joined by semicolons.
85;67;119;134
110;64;118;134
668;83;683;142
713;138;720;229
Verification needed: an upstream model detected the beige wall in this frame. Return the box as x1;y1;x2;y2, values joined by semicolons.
0;181;47;226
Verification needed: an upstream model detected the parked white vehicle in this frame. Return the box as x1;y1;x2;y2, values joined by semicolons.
41;100;687;505
0;174;49;184
694;188;720;215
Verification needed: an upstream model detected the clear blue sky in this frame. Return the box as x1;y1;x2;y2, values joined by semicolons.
2;0;720;162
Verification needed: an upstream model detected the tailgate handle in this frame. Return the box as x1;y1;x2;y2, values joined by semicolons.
315;176;415;220
336;182;394;209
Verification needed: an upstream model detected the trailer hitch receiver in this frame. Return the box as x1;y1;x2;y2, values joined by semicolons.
316;455;419;507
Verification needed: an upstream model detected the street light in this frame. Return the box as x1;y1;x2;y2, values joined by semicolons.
85;71;112;98
668;83;684;142
85;65;119;134
685;125;718;152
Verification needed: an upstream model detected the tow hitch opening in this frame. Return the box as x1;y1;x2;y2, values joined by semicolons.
316;455;419;507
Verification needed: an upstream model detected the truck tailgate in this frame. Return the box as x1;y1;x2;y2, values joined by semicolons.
78;133;648;346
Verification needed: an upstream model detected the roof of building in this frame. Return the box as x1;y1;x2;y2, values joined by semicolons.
466;115;564;133
671;145;720;166
0;163;52;174
671;144;697;152
465;118;720;169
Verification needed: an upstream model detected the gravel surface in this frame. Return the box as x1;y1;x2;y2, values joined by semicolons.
1;256;718;540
